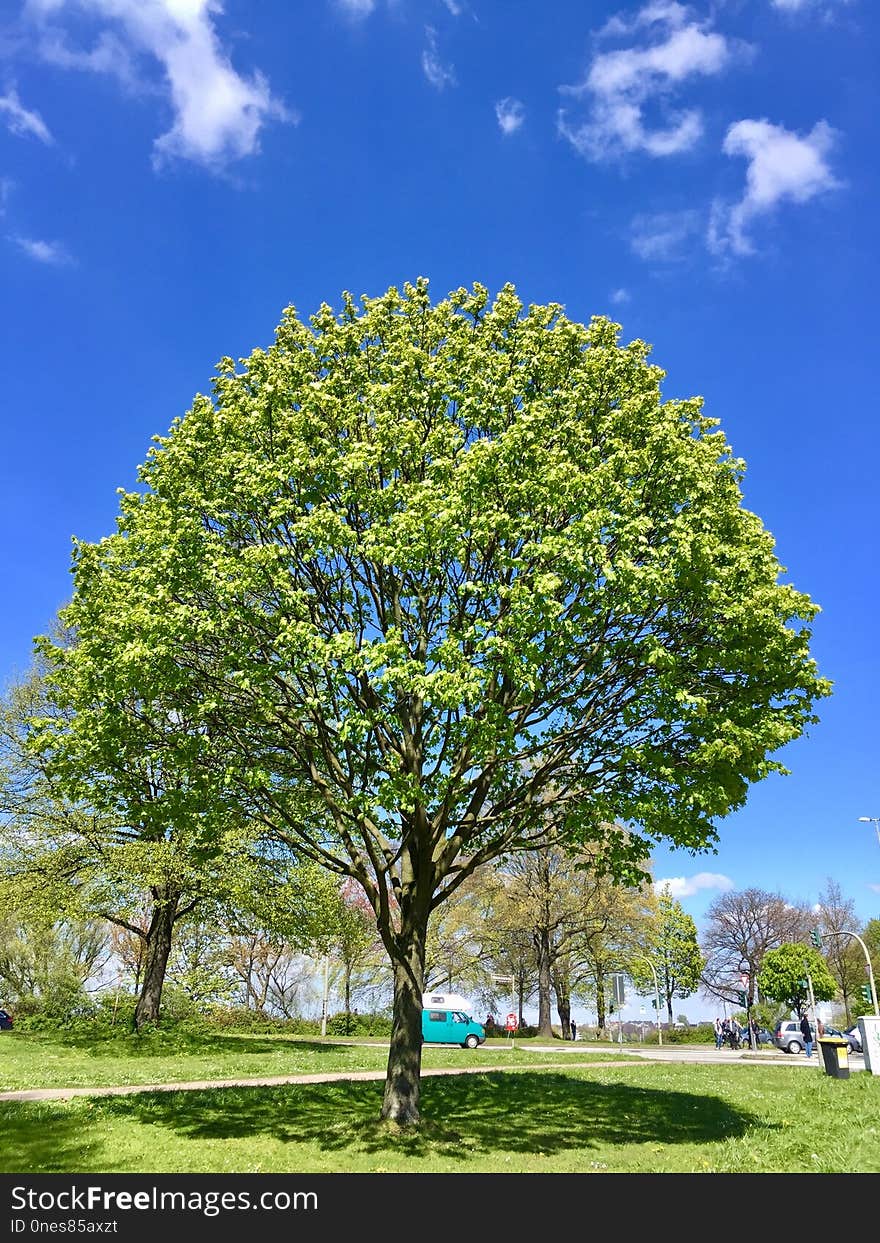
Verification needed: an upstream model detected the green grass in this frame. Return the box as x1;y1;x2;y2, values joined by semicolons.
3;1063;878;1173
0;1028;621;1091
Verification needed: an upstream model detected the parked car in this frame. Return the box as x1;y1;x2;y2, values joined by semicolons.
773;1020;816;1053
842;1025;863;1054
0;1008;13;1031
753;1026;775;1046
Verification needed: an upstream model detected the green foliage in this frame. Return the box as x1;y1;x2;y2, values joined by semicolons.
39;279;830;881
325;1010;393;1037
757;943;838;1013
634;888;703;1015
26;278;831;1119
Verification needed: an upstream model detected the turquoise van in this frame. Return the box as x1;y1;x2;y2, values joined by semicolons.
422;1007;485;1048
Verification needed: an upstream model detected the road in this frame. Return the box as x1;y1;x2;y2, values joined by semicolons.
513;1040;868;1070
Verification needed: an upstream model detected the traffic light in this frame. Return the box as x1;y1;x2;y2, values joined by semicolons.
737;991;747;1007
798;978;808;989
809;928;822;949
860;984;872;1006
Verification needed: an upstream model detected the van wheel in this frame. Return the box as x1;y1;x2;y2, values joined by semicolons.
787;1040;802;1054
464;1035;479;1049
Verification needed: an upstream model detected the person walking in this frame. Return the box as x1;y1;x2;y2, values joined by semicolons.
800;1012;814;1057
714;1016;724;1050
570;1019;577;1041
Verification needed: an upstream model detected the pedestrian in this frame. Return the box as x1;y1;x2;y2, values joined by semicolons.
728;1018;740;1050
714;1016;724;1050
749;1016;759;1046
817;1018;825;1038
571;1019;577;1041
800;1012;813;1057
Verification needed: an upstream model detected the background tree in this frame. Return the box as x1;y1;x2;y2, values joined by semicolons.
36;281;829;1124
2;667;337;1029
0;906;110;1019
815;878;868;1027
700;887;811;1012
332;879;388;1032
757;943;837;1018
639;887;703;1026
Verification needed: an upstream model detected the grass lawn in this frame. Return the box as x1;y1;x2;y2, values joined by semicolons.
2;1062;878;1174
0;1028;623;1091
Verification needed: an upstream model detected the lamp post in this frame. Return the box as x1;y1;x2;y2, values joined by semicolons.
822;929;880;1017
858;817;880;849
739;963;756;1050
631;955;663;1047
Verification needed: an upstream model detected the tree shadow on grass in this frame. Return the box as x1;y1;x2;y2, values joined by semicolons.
91;1072;766;1162
1;1102;108;1173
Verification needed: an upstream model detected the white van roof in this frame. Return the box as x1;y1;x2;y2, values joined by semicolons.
422;991;473;1012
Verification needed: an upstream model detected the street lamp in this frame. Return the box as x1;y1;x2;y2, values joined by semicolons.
858;817;880;848
631;955;663;1047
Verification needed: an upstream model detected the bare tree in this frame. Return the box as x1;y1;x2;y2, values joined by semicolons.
701;888;811;1010
816;878;864;1026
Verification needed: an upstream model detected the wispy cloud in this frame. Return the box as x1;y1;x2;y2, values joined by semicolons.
771;0;850;9
630;208;702;260
422;26;456;90
495;97;525;136
558;2;736;161
708;118;840;255
333;0;377;17
26;1;294;172
11;235;73;264
609;287;630;304
654;872;734;899
0;87;54;144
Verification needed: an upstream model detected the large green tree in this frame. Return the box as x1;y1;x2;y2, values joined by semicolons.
639;886;703;1026
35;280;828;1124
757;943;837;1017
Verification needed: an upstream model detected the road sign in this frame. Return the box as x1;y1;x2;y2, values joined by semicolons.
505;1013;518;1031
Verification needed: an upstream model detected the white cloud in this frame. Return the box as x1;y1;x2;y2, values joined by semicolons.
709;118;840;255
422;26;456;90
654;872;733;899
27;1;293;171
559;2;735;161
334;0;376;17
609;287;630;304
12;235;73;263
0;87;54;143
630;208;702;260
441;0;464;15
495;97;524;136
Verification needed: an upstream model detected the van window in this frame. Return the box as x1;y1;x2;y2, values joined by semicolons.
428;1011;446;1022
452;1012;468;1023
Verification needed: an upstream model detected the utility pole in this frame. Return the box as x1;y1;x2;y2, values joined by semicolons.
320;955;329;1037
632;956;663;1047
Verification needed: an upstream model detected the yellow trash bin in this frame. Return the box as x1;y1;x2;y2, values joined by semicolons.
818;1037;850;1079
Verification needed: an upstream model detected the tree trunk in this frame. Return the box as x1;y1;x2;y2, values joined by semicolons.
380;916;428;1127
596;967;608;1037
554;978;572;1039
132;889;179;1031
344;968;352;1036
535;928;553;1037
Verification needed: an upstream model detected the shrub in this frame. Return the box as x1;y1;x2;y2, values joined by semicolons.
326;1011;393;1037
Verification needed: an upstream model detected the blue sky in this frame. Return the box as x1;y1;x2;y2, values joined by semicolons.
1;1;878;1016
